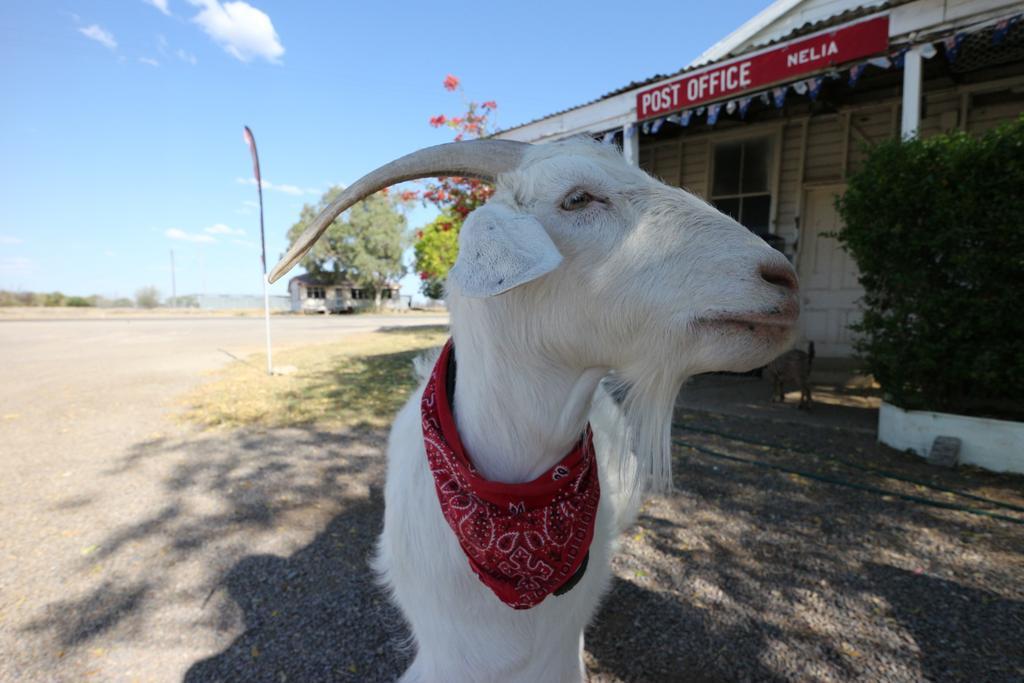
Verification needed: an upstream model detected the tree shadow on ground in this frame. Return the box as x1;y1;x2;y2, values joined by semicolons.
867;563;1024;682
18;424;392;674
580;434;1024;682
183;488;411;683
21;389;1024;682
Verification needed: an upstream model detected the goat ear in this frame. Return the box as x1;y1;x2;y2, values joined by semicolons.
448;203;562;298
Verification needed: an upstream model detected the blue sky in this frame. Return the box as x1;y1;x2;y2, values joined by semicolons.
1;0;769;300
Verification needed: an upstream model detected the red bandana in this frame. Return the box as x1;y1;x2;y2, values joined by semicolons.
421;340;600;609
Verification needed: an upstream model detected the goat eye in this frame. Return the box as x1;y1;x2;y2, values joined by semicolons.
560;189;594;211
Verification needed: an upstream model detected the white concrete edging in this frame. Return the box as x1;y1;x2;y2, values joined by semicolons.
878;401;1024;474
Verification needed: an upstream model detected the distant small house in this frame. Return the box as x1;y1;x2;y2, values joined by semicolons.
288;273;401;314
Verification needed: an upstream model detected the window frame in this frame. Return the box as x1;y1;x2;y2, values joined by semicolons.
705;127;782;237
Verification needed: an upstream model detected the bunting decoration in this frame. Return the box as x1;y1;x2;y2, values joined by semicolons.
737;96;753;119
993;15;1020;45
943;33;967;63
772;86;787;108
806;76;824;101
706;102;723;125
848;62;867;87
632;13;1017;135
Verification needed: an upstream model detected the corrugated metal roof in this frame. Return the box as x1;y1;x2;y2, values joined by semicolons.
497;1;913;135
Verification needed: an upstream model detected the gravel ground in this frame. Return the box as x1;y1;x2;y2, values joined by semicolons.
3;323;1022;681
585;409;1024;682
6;413;1021;682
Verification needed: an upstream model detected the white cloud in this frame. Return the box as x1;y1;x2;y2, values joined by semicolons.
0;235;24;245
139;57;161;67
0;257;34;275
79;24;117;50
144;0;171;15
231;238;257;248
236;177;318;196
176;48;198;65
166;228;216;243
243;200;259;208
205;223;245;236
188;0;284;64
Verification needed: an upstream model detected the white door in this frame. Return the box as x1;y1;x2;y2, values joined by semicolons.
797;187;863;357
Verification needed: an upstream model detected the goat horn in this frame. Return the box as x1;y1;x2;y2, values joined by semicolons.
268;139;529;283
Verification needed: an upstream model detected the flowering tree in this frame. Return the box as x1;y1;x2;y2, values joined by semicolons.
411;74;497;297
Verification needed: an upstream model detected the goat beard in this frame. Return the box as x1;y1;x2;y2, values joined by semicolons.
600;362;687;504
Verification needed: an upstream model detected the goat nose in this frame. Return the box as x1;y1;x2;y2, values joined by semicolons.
759;262;798;293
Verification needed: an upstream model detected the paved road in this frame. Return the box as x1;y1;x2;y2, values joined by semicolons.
0;315;445;682
1;314;447;463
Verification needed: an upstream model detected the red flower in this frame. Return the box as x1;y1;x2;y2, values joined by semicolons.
441;222;452;231
443;74;460;91
400;190;418;202
482;101;497;109
416;230;424;239
454;133;464;142
429;114;446;127
449;117;464;126
419;271;430;280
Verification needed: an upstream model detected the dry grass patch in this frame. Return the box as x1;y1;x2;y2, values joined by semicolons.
182;325;448;430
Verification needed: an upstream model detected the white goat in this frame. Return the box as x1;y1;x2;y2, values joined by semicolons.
270;138;799;682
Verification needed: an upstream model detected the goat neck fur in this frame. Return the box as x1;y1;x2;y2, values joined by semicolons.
370;139;799;682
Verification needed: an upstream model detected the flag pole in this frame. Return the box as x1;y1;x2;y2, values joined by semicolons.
243;125;273;375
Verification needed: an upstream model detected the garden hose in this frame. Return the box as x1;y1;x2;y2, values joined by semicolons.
673;439;1024;525
673;423;1024;514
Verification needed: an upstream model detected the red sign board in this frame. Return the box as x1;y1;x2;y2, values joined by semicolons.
636;15;890;120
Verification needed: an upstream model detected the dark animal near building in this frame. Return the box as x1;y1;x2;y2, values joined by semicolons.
767;341;815;409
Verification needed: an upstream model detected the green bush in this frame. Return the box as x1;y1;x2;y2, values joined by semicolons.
836;116;1024;418
64;296;93;307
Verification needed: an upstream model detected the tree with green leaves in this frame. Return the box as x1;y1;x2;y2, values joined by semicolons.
287;189;408;308
413;213;460;300
135;286;160;309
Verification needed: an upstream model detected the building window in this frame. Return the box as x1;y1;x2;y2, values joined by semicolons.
711;137;772;236
351;288;367;300
307;286;325;299
381;289;392;300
